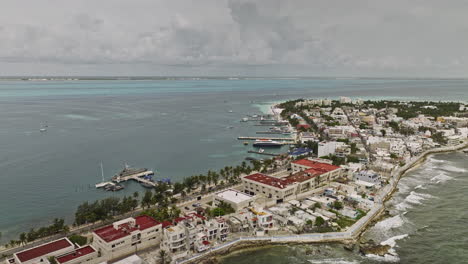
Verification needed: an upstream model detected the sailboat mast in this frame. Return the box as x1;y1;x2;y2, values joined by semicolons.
100;162;105;181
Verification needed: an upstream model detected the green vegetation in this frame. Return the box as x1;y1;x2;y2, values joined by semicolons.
140;205;181;222
331;201;344;210
75;196;139;225
315;216;325;227
68;234;87;246
356;209;367;220
6;218;69;248
347;155;359;163
208;201;235;217
335;216;356;228
48;257;58;264
431;131;448;145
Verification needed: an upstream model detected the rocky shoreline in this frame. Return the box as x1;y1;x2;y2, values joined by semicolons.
188;142;468;264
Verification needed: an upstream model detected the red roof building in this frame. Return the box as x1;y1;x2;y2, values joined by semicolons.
55;246;97;264
92;215;162;255
13;238;74;264
244;173;290;189
292;159;340;173
93;215;161;243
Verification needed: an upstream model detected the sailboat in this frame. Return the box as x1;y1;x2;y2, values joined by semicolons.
95;162;114;188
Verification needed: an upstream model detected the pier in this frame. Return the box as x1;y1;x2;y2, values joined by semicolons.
112;170;156;187
237;136;295;141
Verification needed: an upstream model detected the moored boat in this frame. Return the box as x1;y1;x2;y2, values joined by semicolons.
252;139;282;147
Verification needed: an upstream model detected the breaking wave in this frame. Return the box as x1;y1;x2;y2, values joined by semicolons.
381;234;409;247
430;173;454;184
395;191;435;211
308;259;359;264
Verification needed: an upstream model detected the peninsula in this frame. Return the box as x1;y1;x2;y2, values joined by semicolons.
2;97;468;264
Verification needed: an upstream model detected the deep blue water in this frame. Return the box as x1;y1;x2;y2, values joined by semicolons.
0;78;467;243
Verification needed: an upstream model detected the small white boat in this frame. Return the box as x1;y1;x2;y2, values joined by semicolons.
39;128;47;132
258;148;265;153
228;110;233;113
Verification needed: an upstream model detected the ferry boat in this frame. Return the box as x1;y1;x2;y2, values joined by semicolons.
252;139;282;147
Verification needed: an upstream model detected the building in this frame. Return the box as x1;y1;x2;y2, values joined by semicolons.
291;158;343;181
447;135;462;146
161;223;188;259
55;246;98;264
242;173;298;203
242;161;342;204
7;238;75;264
92;215;162;259
213;189;255;212
354;170;382;187
317;141;337;157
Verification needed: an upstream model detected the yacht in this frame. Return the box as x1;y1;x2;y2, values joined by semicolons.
252;139;282;147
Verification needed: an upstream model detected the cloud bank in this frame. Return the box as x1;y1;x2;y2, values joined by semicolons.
0;0;467;76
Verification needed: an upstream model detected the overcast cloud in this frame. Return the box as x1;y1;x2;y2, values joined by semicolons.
1;0;467;77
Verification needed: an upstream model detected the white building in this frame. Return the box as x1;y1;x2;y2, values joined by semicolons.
213;189;255;212
318;141;337;157
354;171;382;187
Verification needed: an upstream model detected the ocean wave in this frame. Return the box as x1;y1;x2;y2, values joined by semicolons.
414;184;426;190
440;165;467;173
365;253;400;263
373;215;405;231
395;191;435;210
308;259;359;264
430;173;454;184
381;234;409;247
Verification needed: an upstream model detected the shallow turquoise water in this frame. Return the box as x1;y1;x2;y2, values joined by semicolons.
0;78;467;243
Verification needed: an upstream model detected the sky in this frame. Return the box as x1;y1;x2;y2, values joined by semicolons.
1;0;468;77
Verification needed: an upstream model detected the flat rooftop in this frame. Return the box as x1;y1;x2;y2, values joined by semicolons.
15;238;73;263
244;173;290;189
292;159;340;174
216;189;254;203
56;246;96;264
94;215;160;242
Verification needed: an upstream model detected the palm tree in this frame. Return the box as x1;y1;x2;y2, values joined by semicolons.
159;250;168;264
19;233;27;245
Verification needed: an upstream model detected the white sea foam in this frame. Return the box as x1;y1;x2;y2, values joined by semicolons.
381;234;409;247
430;173;454;184
395;191;435;210
308;259;359;264
374;215;405;231
405;191;434;204
365;253;400;263
414;184;426;190
441;165;467;173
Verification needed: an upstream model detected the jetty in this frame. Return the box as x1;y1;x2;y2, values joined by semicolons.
237;136;295;141
112;170;156;187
